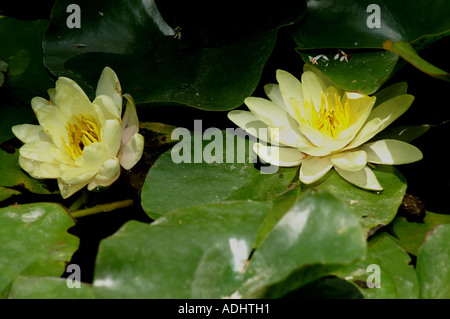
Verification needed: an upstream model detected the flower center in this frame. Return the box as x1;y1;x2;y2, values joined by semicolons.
300;92;351;138
64;114;101;160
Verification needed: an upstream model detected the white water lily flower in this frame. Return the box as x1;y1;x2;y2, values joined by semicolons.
228;66;423;191
12;67;144;198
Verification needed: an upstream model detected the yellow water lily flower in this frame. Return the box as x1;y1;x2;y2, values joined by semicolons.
12;67;144;198
228;66;423;191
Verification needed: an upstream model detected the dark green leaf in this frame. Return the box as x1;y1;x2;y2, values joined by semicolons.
43;0;306;110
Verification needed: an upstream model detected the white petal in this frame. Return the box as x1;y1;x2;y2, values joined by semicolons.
299;156;333;184
121;94;140;146
373;82;408;107
101;119;122;158
88;158;121;190
18;156;61;179
244;97;294;129
360;139;423;165
335;166;383;191
93;95;121;121
54;77;93;118
19;141;61;163
31;96;69;150
301;71;327;110
276;69;304;119
95;67;123;113
118;133;144;170
58;178;92;199
253;142;305;167
60;168;98;186
12;124;52;144
75;142;109;170
331;150;367;171
346;94;414;149
303;64;344;96
227;110;272;144
264;84;286;111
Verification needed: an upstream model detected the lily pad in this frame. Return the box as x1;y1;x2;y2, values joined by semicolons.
0;202;79;297
0;17;54;102
333;234;419;299
93;200;271;298
416;224;450;299
8;276;94;299
141;130;298;219
302;166;407;235
391;211;450;256
293;0;450;93
43;0;306;110
238;191;367;298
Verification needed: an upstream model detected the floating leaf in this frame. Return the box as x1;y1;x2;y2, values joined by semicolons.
141;130;298;220
391;211;450;256
8;276;94;299
238;191;367;298
293;0;450;93
383;40;450;81
93;201;271;298
43;0;306;110
302;166;407;235
333;234;419;299
0;17;54;102
0;203;79;297
416;224;450;299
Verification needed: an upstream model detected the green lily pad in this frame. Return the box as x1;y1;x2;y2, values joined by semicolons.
0;203;79;297
0;17;54;103
293;0;450;93
8;276;94;299
93;200;271;298
383;40;450;81
43;0;306;110
141;130;298;220
238;191;367;298
303;166;407;235
333;234;418;299
391;211;450;256
416;224;450;299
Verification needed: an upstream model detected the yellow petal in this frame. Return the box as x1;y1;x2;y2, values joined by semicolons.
331;150;367;171
301;71;327;111
253;142;305;167
95;67;122;112
299;156;333;184
335;166;383;191
93;95;121;121
12;124;52;144
360;139;423;165
58;178;93;199
75;142;109;170
88;158;121;190
60;167;98;186
118;133;144;170
373;82;408;106
101;119;122;158
54;77;93;118
18;156;61;179
276;69;304;119
19;141;62;164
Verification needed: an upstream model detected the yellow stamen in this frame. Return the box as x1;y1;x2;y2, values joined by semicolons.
64;114;101;160
299;91;351;138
